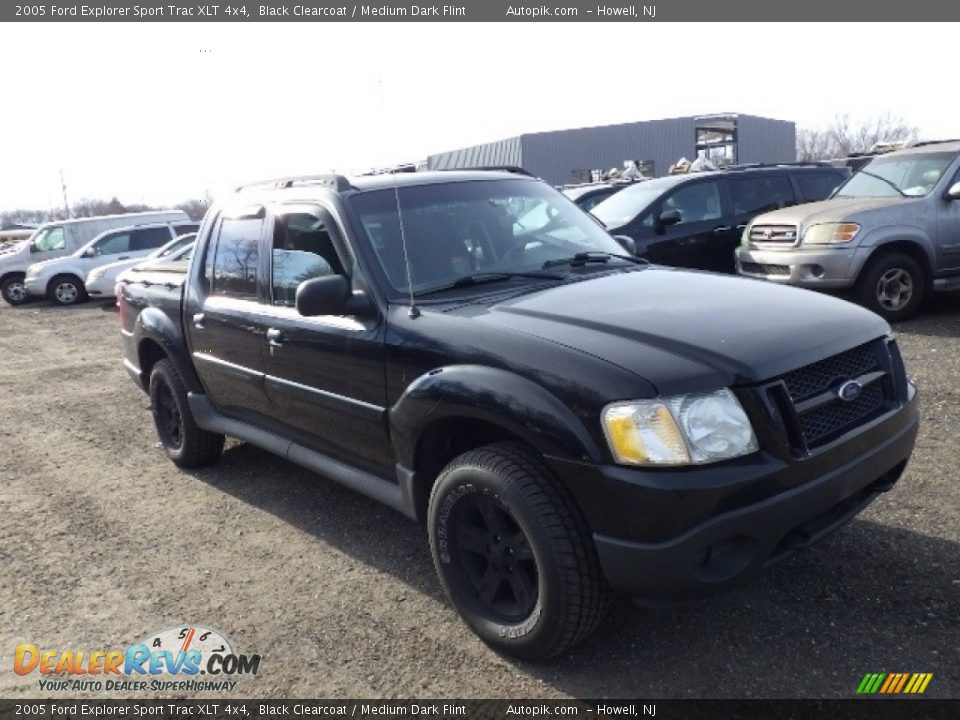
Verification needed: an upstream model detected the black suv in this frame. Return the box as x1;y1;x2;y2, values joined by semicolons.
591;164;850;273
119;169;916;660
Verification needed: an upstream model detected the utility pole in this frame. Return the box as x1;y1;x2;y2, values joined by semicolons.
60;169;71;218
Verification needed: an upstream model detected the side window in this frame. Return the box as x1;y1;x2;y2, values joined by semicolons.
663;181;722;224
794;171;845;201
211;218;263;299
130;226;173;251
93;232;131;256
271;212;345;307
173;224;200;236
729;174;795;216
34;226;66;252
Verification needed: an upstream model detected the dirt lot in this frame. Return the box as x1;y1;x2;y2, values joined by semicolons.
1;296;958;699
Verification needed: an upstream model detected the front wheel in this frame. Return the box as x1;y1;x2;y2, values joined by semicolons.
149;359;224;468
855;252;925;322
428;443;609;660
1;274;29;306
47;274;88;306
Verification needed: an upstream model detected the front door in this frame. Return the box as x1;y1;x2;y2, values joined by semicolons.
189;211;270;421
639;178;728;271
257;207;393;475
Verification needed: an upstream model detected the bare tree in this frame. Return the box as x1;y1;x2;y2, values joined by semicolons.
797;113;919;161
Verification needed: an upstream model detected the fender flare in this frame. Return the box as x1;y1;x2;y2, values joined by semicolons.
853;228;936;277
133;306;205;393
389;364;604;470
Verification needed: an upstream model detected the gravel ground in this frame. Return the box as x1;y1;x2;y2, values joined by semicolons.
0;295;957;699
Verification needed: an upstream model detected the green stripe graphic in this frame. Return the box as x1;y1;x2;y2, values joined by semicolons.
857;674;874;694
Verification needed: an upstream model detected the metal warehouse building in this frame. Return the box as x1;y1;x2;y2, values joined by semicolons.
426;113;796;185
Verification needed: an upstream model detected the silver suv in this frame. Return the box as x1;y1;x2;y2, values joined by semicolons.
736;140;960;321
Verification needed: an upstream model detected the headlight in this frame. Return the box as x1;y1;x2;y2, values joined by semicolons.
803;222;860;245
602;389;758;467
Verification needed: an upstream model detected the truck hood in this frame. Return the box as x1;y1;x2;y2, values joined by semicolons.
751;196;916;230
471;268;889;396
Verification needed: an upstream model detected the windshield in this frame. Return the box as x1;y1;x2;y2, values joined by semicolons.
590;178;679;227
347;179;628;295
30;226;66;253
836;152;955;198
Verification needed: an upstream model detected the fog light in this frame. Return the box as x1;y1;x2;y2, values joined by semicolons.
809;264;825;279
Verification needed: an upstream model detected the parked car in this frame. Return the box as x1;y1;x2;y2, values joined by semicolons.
0;211;189;306
591;164;850;273
737;140;960;321
119;169;917;660
562;180;637;212
24;220;198;306
86;232;197;298
113;241;195;292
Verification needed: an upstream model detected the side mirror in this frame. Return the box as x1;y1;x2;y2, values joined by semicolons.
946;182;960;200
295;275;351;317
613;235;637;255
82;248;95;258
658;209;682;227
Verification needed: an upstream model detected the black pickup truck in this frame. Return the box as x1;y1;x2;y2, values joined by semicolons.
119;169;919;660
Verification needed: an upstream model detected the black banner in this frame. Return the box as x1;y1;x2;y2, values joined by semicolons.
3;0;960;21
1;700;959;720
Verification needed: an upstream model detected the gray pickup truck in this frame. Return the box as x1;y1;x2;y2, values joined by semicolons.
736;140;960;321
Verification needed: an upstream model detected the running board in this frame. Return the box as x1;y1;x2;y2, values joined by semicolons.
188;393;415;519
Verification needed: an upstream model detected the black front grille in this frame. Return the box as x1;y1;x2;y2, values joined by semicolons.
782;342;880;401
798;382;886;445
741;262;790;276
765;340;896;450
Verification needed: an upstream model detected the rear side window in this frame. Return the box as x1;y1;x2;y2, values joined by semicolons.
211;218;263;299
93;232;131;256
271;212;344;307
131;226;173;251
173;224;200;236
663;181;722;224
728;174;795;216
795;171;846;201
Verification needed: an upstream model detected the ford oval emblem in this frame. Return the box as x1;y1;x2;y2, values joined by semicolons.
837;380;863;402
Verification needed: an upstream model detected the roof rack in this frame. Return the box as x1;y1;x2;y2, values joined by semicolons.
722;161;835;171
907;139;960;148
235;174;353;192
440;165;533;176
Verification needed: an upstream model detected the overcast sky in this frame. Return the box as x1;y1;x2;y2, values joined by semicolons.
0;22;955;212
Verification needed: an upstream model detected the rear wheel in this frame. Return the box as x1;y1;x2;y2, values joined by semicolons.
855;252;925;322
1;274;28;306
428;443;609;660
149;359;224;468
47;274;88;306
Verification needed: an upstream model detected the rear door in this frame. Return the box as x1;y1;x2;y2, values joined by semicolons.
937;165;960;273
256;205;393;474
188;208;271;421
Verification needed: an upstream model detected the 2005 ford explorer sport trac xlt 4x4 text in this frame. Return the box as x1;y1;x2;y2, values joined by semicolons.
118;169;919;660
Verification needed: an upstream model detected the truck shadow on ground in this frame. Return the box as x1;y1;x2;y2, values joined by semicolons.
190;443;958;697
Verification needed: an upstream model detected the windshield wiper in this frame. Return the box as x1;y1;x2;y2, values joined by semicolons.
543;251;649;269
852;170;908;198
414;271;565;297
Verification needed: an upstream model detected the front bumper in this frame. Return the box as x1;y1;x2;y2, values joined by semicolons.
23;276;47;297
547;390;919;603
735;245;861;288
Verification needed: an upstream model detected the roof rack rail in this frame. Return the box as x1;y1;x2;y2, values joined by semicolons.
440;165;533;176
722;161;834;171
235;174;353;192
907;139;960;148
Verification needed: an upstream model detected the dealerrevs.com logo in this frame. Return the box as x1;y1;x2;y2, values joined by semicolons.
14;625;261;693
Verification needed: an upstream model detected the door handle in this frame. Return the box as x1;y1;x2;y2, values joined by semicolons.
266;328;284;347
712;226;732;234
117;256;130;260
192;312;205;329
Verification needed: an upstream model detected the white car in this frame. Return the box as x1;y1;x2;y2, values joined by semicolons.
86;232;197;298
24;220;198;305
0;210;189;306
